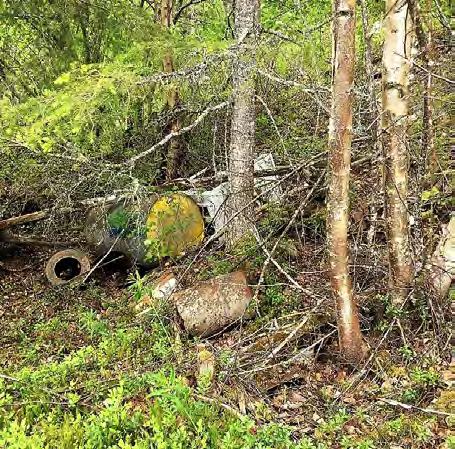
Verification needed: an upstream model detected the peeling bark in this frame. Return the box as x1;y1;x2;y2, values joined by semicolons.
382;0;414;304
226;0;260;246
327;0;365;363
409;0;435;265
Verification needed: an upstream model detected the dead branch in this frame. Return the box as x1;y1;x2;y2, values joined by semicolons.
193;393;245;418
378;398;453;418
252;173;325;304
173;0;207;24
127;101;230;165
0;231;73;247
413;62;454;85
0;211;47;230
256;68;330;113
0;195;123;233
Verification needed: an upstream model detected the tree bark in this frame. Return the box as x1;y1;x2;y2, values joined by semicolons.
226;0;259;246
382;0;414;304
409;0;435;185
408;0;435;266
161;0;183;180
327;0;364;363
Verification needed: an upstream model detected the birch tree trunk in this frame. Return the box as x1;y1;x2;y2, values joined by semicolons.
382;0;414;304
226;0;259;246
327;0;364;362
161;0;182;180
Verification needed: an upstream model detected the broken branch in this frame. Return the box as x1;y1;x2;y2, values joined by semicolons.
127;101;230;165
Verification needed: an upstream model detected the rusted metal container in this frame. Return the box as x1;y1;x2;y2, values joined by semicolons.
85;193;204;266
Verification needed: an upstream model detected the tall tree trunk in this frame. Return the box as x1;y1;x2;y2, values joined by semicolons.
409;0;435;267
409;0;435;184
161;0;183;180
327;0;364;362
226;0;259;246
382;0;414;304
359;0;383;246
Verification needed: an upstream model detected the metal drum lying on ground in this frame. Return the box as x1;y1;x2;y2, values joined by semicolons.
85;193;204;266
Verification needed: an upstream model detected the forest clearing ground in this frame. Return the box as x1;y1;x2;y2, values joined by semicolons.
0;240;452;448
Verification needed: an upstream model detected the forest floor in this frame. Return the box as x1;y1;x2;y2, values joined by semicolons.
0;241;453;448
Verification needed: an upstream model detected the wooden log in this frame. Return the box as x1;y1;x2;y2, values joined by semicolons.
0;211;48;230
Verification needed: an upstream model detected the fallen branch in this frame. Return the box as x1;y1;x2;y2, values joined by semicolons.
252;172;325;303
413;61;454;85
161;163;316;188
194;393;245;419
378;397;453;418
0;211;47;230
0;231;73;247
0;194;125;231
240;329;337;375
127;101;230;165
0;373;20;382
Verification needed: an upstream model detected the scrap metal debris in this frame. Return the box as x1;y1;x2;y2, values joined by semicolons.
173;270;253;337
136;271;177;312
45;249;91;286
254;152;283;202
85;193;204;266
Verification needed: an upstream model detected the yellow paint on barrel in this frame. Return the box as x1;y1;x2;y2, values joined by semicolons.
145;193;204;260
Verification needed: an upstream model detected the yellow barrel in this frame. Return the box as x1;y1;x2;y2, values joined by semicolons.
85;193;204;265
145;193;204;261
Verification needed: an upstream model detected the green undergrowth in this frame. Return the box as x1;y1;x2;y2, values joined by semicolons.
1;280;452;448
0;370;306;449
0;284;305;449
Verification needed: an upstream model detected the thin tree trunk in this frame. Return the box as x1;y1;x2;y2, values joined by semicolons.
409;0;435;267
409;0;435;184
359;0;382;246
382;0;414;304
226;0;259;246
327;0;364;362
161;0;183;180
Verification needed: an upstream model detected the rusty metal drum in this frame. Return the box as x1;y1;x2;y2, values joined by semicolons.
85;193;204;266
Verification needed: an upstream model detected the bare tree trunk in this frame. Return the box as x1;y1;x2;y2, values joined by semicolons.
382;0;414;304
327;0;364;362
161;0;183;180
226;0;259;246
408;0;435;268
359;0;383;246
409;0;435;184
